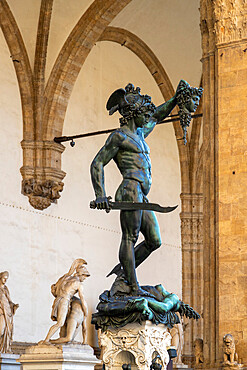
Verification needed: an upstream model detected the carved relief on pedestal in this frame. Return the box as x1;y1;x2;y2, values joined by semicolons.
22;179;64;210
100;322;171;370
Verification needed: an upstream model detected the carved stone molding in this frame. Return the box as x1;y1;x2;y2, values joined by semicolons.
213;0;247;44
100;321;171;370
200;0;247;46
22;179;64;210
20;140;66;210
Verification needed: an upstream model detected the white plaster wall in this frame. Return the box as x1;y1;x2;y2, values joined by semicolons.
0;0;202;347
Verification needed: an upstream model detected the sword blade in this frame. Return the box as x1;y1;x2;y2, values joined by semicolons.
90;199;178;213
109;201;177;213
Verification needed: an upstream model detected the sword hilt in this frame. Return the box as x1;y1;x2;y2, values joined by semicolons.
90;196;112;212
90;200;96;209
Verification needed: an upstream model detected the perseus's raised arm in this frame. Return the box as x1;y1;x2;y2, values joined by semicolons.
152;95;177;123
142;95;177;138
90;131;124;199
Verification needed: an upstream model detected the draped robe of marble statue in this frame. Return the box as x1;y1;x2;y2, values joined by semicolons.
0;271;19;353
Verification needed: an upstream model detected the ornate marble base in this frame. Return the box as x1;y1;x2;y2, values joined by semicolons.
18;343;101;370
99;320;172;370
0;354;21;370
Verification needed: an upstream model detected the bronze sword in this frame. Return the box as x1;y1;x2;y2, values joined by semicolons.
90;199;178;213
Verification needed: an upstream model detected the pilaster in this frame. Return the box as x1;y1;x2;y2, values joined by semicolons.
200;0;247;367
180;193;203;366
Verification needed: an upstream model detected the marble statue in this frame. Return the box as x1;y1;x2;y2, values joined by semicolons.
40;259;90;344
194;338;203;365
0;271;19;353
90;82;202;330
169;313;184;366
222;334;243;368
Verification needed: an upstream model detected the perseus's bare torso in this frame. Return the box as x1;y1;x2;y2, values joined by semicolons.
114;129;152;195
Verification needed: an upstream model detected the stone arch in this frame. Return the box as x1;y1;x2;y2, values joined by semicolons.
98;26;190;194
0;0;34;141
1;0;132;209
43;0;132;141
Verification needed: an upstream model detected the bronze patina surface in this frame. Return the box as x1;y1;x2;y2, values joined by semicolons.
90;82;202;328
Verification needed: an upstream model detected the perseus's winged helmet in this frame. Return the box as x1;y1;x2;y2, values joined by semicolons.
106;83;156;126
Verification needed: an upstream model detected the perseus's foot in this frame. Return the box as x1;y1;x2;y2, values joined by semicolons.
131;285;155;298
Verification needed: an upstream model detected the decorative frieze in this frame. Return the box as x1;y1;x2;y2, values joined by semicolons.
100;322;171;370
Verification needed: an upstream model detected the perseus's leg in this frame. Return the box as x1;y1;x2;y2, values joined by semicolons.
117;180;143;291
107;211;161;278
134;210;162;268
119;208;142;290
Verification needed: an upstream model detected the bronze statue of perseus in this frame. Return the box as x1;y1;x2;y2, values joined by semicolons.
90;81;202;296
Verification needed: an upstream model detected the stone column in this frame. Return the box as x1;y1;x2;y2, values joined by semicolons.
200;0;247;367
180;194;203;365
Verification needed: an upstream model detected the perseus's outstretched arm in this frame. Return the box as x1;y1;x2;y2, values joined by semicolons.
90;131;124;203
143;95;177;138
153;95;177;123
